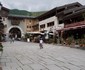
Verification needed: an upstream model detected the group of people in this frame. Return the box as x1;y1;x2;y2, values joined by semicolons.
9;33;44;49
27;38;43;49
27;36;44;49
9;33;15;43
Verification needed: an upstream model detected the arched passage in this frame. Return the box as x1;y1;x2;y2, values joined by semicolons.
7;26;24;38
9;27;21;38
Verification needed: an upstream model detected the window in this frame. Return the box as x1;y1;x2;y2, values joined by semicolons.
59;20;63;24
27;26;29;28
40;24;45;28
30;26;31;28
47;22;54;27
27;26;31;28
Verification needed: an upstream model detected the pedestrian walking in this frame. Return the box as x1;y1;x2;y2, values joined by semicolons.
27;38;30;42
12;37;15;42
9;34;12;43
39;38;43;49
9;33;15;43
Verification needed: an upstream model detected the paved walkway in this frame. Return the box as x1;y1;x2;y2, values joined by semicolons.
0;41;85;70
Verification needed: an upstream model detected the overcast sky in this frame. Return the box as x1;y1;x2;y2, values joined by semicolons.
0;0;85;12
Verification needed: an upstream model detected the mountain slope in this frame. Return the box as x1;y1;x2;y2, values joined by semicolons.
9;9;46;17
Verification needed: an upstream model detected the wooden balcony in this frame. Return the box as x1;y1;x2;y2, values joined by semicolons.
64;20;85;30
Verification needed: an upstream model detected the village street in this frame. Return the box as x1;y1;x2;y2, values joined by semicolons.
0;41;85;70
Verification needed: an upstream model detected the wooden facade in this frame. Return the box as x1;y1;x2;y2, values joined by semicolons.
58;4;85;44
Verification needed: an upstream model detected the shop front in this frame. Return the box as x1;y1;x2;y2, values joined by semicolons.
61;20;85;45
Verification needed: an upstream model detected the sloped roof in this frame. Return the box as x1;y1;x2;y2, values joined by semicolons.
63;6;85;20
0;3;9;11
8;14;36;19
37;2;82;19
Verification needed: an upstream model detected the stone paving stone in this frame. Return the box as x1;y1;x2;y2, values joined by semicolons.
2;66;17;70
16;67;22;70
2;67;10;70
21;65;33;70
42;58;57;65
5;63;19;68
63;62;82;70
30;63;48;70
80;66;85;70
1;41;85;70
1;58;11;63
60;66;70;70
46;64;63;70
18;58;33;65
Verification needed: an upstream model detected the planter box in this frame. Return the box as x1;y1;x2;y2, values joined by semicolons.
79;44;85;50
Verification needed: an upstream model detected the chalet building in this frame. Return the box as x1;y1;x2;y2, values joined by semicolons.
61;5;85;41
37;8;62;33
37;2;82;42
54;2;84;42
0;3;38;39
7;15;38;38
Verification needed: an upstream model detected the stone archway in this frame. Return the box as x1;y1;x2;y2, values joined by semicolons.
7;26;24;38
9;27;21;38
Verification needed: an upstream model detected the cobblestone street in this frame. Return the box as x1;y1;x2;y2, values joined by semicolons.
0;41;85;70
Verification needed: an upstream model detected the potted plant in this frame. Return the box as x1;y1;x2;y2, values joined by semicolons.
65;36;74;46
79;38;85;49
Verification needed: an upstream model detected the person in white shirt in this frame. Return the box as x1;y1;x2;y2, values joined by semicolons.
27;38;30;42
39;38;43;49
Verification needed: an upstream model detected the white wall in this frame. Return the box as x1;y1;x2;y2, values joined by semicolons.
19;19;26;34
5;19;25;37
39;16;59;32
3;17;11;34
